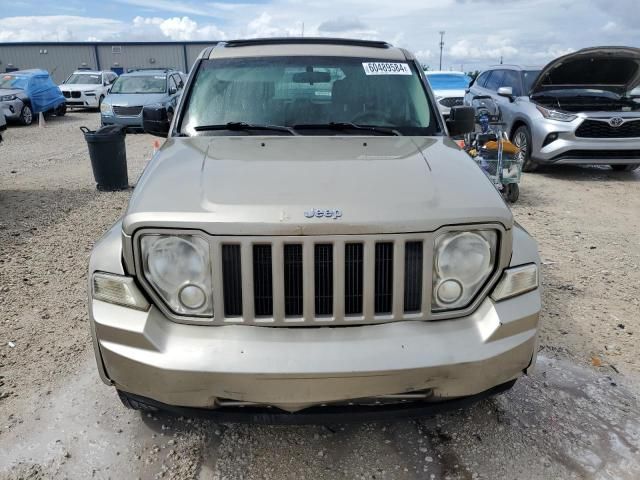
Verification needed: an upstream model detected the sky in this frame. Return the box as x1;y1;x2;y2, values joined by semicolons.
0;0;639;70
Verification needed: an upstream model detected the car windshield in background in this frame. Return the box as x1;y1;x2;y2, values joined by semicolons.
66;74;101;85
180;56;437;136
110;75;166;94
426;74;472;90
0;74;28;90
522;70;541;95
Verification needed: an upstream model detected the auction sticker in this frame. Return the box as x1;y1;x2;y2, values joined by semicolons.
362;62;412;75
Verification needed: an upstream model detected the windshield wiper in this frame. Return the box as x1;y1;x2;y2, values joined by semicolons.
194;122;298;135
292;122;401;136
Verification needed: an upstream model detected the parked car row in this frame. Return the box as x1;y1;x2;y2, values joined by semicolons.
0;67;187;131
100;68;185;130
0;69;66;125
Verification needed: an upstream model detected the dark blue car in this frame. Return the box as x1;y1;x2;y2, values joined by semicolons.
0;69;66;125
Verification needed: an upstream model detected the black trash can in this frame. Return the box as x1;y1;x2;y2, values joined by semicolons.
81;125;128;191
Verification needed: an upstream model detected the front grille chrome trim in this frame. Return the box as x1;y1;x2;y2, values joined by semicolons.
132;225;510;326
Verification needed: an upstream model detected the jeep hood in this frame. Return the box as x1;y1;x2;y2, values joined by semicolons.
123;136;512;236
530;46;640;96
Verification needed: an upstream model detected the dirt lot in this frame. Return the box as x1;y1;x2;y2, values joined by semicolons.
0;111;639;479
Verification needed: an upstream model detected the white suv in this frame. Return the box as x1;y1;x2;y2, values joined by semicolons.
60;70;118;110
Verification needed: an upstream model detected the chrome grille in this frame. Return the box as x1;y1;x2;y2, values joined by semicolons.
133;228;510;326
210;235;434;325
113;105;143;116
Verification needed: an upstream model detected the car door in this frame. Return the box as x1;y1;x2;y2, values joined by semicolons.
465;70;492;106
167;75;179;109
494;69;523;134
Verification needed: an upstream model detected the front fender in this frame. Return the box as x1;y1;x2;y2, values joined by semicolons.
88;220;126;385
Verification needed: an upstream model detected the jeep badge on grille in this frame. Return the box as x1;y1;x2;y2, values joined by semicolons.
304;208;343;219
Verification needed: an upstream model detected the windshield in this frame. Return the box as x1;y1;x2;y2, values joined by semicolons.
65;73;101;85
522;70;541;95
180;56;437;136
426;73;471;90
110;75;166;94
0;74;28;90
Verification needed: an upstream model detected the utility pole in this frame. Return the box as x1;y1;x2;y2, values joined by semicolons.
439;31;445;70
301;22;305;37
500;55;503;65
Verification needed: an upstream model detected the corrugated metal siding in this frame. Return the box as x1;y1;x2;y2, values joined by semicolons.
0;45;97;83
185;44;212;72
96;44;184;73
0;42;218;83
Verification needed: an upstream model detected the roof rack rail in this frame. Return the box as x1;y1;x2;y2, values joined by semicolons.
224;37;392;49
126;67;175;73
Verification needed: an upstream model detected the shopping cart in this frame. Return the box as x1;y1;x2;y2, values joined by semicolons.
464;95;522;203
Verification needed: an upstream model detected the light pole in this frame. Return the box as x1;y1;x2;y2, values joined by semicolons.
439;31;445;70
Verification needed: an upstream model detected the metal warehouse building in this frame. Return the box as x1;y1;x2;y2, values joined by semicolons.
0;41;219;84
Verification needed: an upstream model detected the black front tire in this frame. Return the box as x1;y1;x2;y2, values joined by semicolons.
56;103;67;117
20;104;33;126
503;183;520;203
513;126;538;172
610;164;639;172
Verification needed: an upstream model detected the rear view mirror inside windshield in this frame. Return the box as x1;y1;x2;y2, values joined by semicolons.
292;71;331;84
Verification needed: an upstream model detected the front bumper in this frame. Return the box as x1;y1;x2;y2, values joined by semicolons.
62;91;100;108
0;99;24;121
91;289;540;413
101;112;143;129
531;117;640;165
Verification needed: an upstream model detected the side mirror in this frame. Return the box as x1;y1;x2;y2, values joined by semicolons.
142;104;171;138
169;86;178;95
446;106;475;137
497;86;514;101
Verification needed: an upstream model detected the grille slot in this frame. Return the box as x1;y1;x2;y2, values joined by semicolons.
221;245;242;317
575;119;640;138
314;244;333;315
374;242;394;314
344;243;364;315
113;105;143;116
404;241;423;312
71;91;81;98
283;244;303;316
439;97;464;108
252;245;273;316
62;91;71;98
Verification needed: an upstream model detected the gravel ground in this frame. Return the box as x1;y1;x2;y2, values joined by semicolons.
0;111;639;479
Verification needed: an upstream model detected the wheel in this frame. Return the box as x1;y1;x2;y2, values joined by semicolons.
56;103;67;117
503;183;520;203
117;390;158;412
513;126;538;172
20;104;33;126
167;108;174;124
610;164;639;172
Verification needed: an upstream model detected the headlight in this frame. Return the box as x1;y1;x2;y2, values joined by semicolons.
535;104;576;122
141;234;213;316
432;230;497;311
0;95;17;102
100;102;113;114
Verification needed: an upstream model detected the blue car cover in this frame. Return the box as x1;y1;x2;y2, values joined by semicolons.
22;70;65;114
